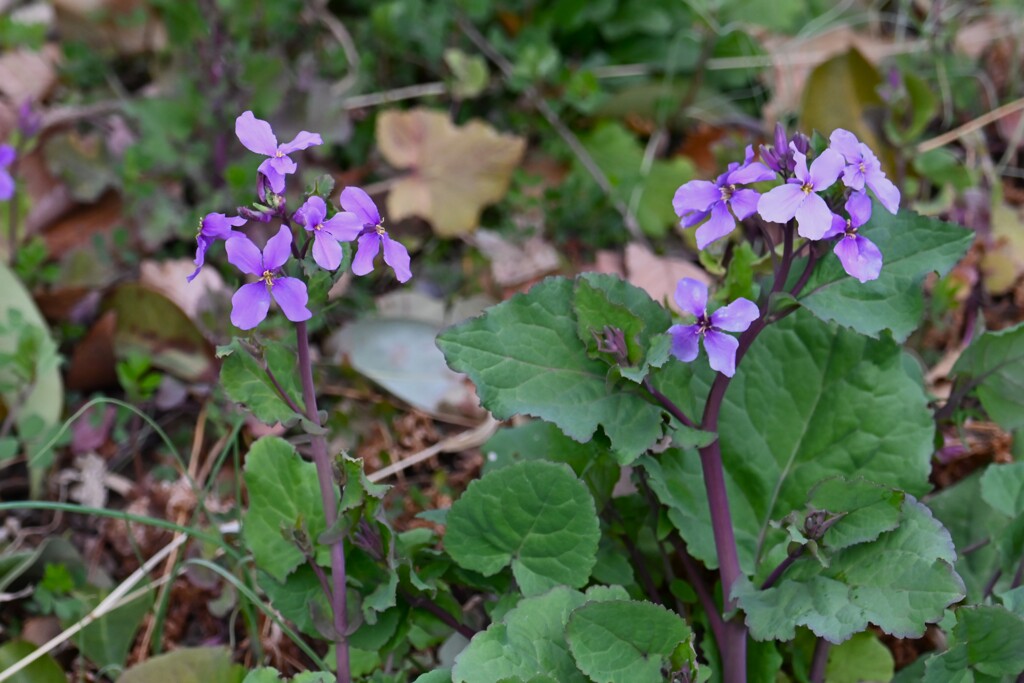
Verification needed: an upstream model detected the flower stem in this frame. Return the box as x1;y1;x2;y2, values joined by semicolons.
295;321;349;682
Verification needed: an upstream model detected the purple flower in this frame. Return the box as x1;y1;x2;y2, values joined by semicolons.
339;187;412;282
187;213;247;282
821;192;883;283
673;146;775;249
668;278;759;377
0;145;16;201
226;226;311;329
17;99;41;138
235;111;323;194
294;196;362;271
757;146;844;239
828;129;900;214
759;123;810;175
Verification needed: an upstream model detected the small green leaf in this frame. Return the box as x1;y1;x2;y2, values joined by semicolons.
445;461;599;596
243;437;327;581
258;566;332;638
799;205;972;341
566;600;692;683
0;640;66;683
808;477;905;551
951;323;1024;431
413;671;452;683
824;631;894;683
737;498;965;643
922;606;1024;681
437;277;666;459
219;339;302;425
117;647;245;683
980;462;1024;518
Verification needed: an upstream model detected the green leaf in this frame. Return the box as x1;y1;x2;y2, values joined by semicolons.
258;566;331;638
437;277;665;460
951;323;1024;430
452;586;626;683
71;585;153;670
565;600;692;683
824;631;894;683
736;498;965;643
219;338;302;425
445;461;600;596
117;647;245;683
413;670;453;683
923;606;1024;681
980;462;1024;517
808;477;904;551
644;311;935;573
0;640;66;683
242;437;328;581
799;205;972;341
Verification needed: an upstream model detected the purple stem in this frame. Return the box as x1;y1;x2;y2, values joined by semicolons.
809;638;830;683
668;533;726;646
296;321;350;683
760;545;805;589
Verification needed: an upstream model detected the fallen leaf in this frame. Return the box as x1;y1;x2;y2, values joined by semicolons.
376;108;526;236
623;243;710;312
981;203;1024;295
472;229;561;287
139;258;226;321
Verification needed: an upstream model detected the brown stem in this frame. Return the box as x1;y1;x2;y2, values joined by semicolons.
296;321;349;683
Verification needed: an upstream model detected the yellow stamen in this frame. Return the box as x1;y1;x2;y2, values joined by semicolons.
262;270;274;288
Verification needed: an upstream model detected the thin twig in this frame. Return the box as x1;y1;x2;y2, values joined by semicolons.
367;416;499;483
342;83;447;110
917;96;1024;154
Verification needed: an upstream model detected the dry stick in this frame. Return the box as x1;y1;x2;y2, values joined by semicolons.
367;416;499;483
456;15;647;244
917;96;1024;154
295;321;350;683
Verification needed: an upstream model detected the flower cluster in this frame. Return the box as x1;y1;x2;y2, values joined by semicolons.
188;111;412;330
673;126;900;284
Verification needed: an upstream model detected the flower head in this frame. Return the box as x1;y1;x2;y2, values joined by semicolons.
235;111;323;194
759;123;810;174
226;226;311;329
668;278;759;377
294;196;362;271
822;191;883;283
757;146;844;239
828;129;900;214
0;145;16;201
673;146;775;249
187;213;247;282
339;187;412;282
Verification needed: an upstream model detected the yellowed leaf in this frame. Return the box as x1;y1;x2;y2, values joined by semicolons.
376;108;526;237
982;203;1024;295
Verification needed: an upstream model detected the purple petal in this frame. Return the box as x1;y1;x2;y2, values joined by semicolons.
807;148;844;190
828;129;862;162
312;232;343;271
867;173;901;214
674;277;708;318
846;191;873;228
266;155;298;178
668;324;701;363
202;212;246;239
231;281;272;330
270;277;312;322
673;180;722;216
841;165;866;192
821;213;847;240
297;196;327;229
262;225;293;271
0;169;13;201
728;160;775;185
320;212;363;242
381;234;412;282
710;298;759;332
235;111;279;156
340;186;381;226
278;131;323;154
0;144;15;167
703;329;740;377
794;192;834;240
351;232;381;276
226;235;264;275
834;235;882;283
187;234;214;283
757;183;805;223
792;148;811;184
695;201;736;249
258;162;287;194
728;188;760;220
680;209;709;228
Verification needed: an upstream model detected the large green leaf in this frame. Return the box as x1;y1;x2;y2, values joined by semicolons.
736;497;964;643
242;437;328;581
117;647;245;683
451;586;627;683
799;205;972;341
0;640;66;683
565;600;693;683
445;461;600;596
644;311;935;573
922;606;1024;681
437;277;666;460
951;323;1024;431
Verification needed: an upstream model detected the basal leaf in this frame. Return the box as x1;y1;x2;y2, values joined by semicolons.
444;461;600;596
437;277;666;460
565;600;692;683
799;205;972;341
242;437;328;581
737;498;964;643
645;311;935;573
951;323;1024;431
